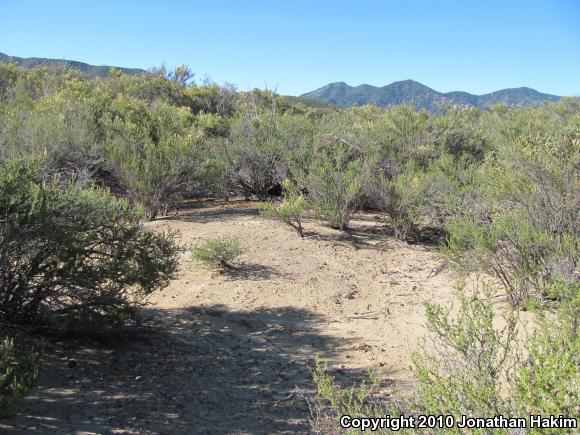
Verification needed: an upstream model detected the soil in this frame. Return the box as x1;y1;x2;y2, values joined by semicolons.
2;200;457;434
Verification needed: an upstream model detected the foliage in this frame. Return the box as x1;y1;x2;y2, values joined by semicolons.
0;334;40;416
223;114;288;200
261;179;309;237
412;283;579;434
302;138;365;231
309;357;384;434
410;285;519;422
191;236;245;268
103;99;202;219
0;158;180;327
310;283;580;434
515;294;579;421
1;61;578;430
444;131;579;306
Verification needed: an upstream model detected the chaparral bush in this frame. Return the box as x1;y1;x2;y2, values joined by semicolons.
0;157;180;328
302;138;366;231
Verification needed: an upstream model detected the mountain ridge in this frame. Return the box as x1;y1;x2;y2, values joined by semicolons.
0;52;146;78
0;52;564;109
301;79;562;110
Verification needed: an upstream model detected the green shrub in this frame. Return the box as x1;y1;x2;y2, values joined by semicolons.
410;286;518;421
412;284;579;434
304;140;365;231
104;100;201;219
443;133;579;306
310;284;580;434
376;153;482;242
198;151;233;199
261;179;308;237
191;236;244;268
388;169;427;241
0;335;40;417
515;309;579;422
224;114;288;200
309;357;385;434
0;158;180;327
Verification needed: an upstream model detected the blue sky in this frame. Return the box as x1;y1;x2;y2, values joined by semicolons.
1;0;578;96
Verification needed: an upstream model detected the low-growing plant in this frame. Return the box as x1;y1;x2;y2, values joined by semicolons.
309;357;387;434
191;236;245;268
515;295;579;421
0;335;40;417
310;283;580;434
261;179;308;237
410;285;519;421
412;284;579;434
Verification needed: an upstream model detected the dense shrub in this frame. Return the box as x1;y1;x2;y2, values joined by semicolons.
107;134;200;219
191;236;244;268
103;99;202;219
0;334;40;417
0;158;179;327
384;155;482;241
444;132;579;306
0;64;234;217
302;139;366;231
184;83;238;117
0;86;107;189
261;179;308;237
197;149;233;199
223;115;288;200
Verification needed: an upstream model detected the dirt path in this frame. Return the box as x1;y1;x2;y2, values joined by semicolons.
3;200;456;434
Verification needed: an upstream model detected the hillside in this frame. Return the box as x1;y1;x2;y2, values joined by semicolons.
301;80;562;110
0;52;146;78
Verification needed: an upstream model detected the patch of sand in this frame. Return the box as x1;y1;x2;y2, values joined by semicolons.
150;200;457;381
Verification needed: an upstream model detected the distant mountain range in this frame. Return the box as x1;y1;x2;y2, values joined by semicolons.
300;80;562;110
0;52;564;109
0;52;146;79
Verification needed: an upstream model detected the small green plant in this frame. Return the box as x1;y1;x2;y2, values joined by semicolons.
191;236;244;268
514;282;579;422
310;282;580;434
410;284;519;421
308;356;403;434
0;336;41;417
261;179;308;237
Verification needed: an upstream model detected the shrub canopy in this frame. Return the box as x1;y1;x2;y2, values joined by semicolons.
0;158;179;326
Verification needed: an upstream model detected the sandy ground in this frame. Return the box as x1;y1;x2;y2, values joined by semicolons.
3;200;457;434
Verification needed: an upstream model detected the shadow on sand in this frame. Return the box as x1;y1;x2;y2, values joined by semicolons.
162;200;260;225
4;305;377;434
217;262;288;281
